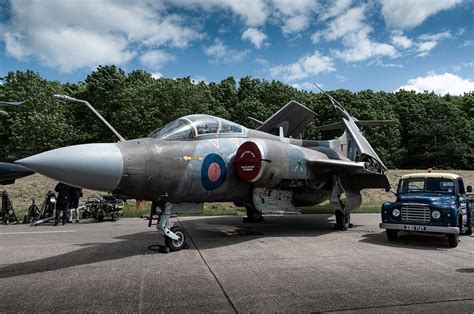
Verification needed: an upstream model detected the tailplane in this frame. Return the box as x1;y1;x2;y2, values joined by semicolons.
314;84;390;174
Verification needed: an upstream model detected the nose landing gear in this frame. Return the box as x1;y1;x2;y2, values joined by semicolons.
154;202;189;252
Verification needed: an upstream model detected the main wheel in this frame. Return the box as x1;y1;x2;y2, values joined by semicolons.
111;212;119;221
244;205;264;223
466;227;472;236
386;229;398;241
334;211;349;231
165;226;187;252
448;233;459;248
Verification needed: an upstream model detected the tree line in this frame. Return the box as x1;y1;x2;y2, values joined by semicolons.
0;66;472;169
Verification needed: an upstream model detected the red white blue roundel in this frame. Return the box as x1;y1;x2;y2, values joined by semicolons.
201;153;227;191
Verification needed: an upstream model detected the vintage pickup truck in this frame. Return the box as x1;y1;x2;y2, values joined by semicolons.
380;172;472;247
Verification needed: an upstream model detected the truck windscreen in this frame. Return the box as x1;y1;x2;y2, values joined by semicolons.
398;178;455;195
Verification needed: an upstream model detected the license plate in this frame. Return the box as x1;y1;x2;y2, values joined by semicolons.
403;225;427;231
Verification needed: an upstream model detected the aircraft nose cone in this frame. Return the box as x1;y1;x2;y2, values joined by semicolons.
17;143;124;191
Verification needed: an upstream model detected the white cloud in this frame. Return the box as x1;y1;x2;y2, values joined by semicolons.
390;31;412;49
319;0;353;21
272;0;319;34
372;60;403;68
139;50;175;70
416;41;438;57
242;28;268;49
313;5;397;62
151;72;163;79
461;40;474;47
2;0;202;72
175;0;268;26
380;0;462;30
269;51;335;81
255;58;270;66
204;40;249;63
397;72;474;95
322;6;366;41
416;31;452;57
418;31;451;42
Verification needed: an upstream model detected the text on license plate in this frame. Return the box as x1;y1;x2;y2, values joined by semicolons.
403;225;427;231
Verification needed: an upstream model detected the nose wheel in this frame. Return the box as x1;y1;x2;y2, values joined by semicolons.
165;226;187;251
155;203;188;252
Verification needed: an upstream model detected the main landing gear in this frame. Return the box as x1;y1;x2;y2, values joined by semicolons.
243;205;264;223
330;175;358;231
155;203;188;252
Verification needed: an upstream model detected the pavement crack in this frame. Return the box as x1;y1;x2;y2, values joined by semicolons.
177;218;238;314
320;297;474;313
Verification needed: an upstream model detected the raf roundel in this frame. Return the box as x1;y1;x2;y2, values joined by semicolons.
201;153;227;191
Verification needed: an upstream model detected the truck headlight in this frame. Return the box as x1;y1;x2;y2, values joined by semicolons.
392;209;400;217
432;210;441;219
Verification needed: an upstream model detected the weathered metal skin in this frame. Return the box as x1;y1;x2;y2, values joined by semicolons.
110;124;370;208
114;137;253;203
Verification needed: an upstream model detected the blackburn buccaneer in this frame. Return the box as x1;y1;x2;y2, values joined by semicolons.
17;91;391;251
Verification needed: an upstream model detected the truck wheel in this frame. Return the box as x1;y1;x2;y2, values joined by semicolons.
165;226;187;252
447;233;459;248
386;229;398;241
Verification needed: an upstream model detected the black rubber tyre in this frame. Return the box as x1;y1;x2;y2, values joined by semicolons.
111;212;119;221
386;229;398;241
448;233;459;248
334;211;349;231
244;205;264;223
466;227;472;236
165;226;187;252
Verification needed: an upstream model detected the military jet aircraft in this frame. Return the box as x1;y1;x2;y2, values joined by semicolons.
17;92;390;251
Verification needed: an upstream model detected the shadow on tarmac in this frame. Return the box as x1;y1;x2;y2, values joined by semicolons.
0;215;334;279
359;231;462;250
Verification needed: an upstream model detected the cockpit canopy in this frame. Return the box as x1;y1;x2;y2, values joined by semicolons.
148;114;244;140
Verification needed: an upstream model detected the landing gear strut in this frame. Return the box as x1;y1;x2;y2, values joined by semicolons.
156;203;188;252
243;205;264;223
330;175;358;231
334;210;351;231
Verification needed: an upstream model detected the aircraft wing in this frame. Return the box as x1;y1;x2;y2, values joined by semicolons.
256;101;316;138
308;158;367;174
307;158;390;189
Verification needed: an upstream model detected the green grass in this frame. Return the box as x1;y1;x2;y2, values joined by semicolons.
7;201;381;221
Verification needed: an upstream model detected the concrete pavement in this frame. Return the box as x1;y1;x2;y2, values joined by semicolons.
0;214;473;312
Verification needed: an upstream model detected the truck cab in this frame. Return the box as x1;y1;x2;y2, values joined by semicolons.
380;173;472;247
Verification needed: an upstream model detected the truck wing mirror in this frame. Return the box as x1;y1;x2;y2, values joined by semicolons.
467;185;472;193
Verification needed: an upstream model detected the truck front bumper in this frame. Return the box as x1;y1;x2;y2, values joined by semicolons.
380;223;460;235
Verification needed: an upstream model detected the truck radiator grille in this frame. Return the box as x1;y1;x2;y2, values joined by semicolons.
401;204;431;223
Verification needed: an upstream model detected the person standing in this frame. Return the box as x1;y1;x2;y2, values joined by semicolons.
54;182;70;226
69;186;83;223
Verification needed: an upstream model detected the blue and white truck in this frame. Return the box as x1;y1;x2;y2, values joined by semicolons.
380;173;472;247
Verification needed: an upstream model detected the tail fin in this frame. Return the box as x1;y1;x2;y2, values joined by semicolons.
314;84;388;174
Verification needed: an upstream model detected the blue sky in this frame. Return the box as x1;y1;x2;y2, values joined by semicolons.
0;0;473;95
